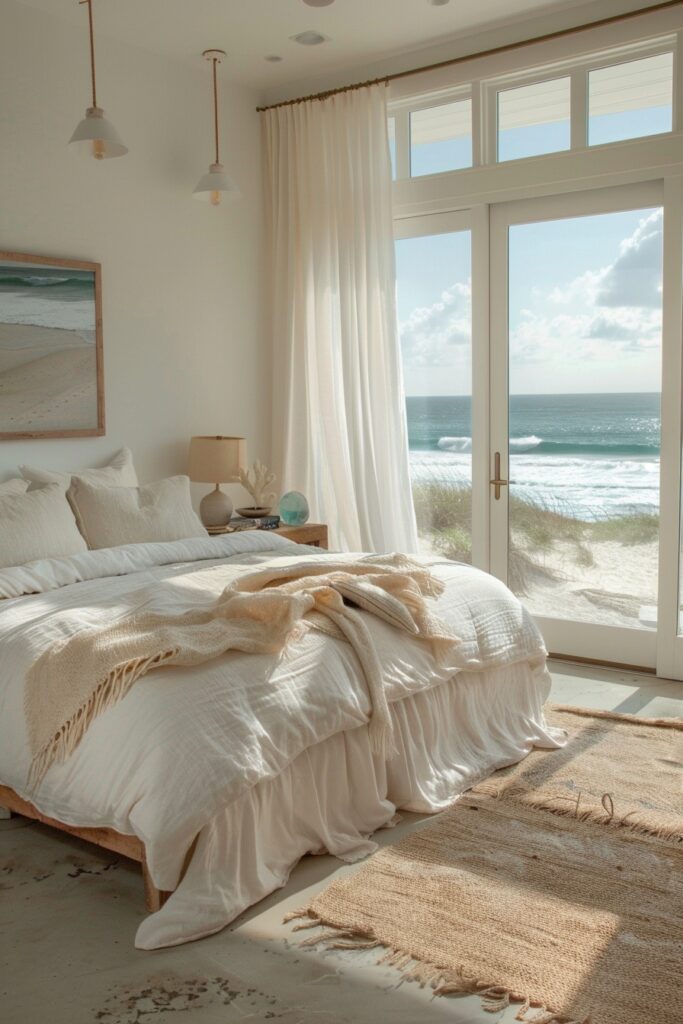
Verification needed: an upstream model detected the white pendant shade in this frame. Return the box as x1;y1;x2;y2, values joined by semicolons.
193;162;241;203
69;106;128;159
194;49;240;207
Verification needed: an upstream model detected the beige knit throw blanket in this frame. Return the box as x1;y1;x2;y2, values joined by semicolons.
25;554;459;788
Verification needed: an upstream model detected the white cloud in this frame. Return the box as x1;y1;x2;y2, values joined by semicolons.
398;210;662;394
399;280;471;368
596;209;663;308
511;210;662;368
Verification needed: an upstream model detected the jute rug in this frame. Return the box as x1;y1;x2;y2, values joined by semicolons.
287;706;683;1024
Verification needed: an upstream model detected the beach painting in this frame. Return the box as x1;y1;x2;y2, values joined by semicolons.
0;252;104;439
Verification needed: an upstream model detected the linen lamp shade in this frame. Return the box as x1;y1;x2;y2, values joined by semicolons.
188;436;245;483
188;436;246;527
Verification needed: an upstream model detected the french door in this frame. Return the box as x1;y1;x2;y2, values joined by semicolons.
397;179;683;675
490;183;668;669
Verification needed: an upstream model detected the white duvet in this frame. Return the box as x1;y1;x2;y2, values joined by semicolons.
0;532;556;947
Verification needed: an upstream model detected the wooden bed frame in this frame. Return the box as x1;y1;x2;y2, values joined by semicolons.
0;784;171;911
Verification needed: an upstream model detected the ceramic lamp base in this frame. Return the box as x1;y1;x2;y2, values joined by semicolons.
199;485;233;528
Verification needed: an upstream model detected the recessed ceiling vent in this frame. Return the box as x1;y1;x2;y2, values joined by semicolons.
290;30;328;46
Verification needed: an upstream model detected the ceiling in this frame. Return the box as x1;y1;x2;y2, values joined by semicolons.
14;0;629;92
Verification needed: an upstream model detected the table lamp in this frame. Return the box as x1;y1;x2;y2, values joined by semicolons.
188;435;246;527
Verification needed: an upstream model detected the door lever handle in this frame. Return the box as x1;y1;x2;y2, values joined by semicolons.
490;451;508;500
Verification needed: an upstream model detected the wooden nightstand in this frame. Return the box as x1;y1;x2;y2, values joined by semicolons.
272;523;328;548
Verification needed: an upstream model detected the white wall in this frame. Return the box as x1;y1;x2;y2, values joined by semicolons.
0;0;269;508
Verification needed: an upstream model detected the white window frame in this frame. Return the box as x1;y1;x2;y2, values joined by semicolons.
484;36;676;165
389;34;678;182
489;181;664;670
390;84;474;181
389;8;683;676
394;207;490;569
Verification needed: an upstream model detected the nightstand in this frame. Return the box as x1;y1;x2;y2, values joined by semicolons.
273;523;328;548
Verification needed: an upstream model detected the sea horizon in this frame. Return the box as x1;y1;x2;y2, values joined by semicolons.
406;392;661;521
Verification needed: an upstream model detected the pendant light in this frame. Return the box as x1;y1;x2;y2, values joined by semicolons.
69;0;127;159
193;50;240;206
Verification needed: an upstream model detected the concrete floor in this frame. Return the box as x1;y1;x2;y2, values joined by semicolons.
2;661;681;1024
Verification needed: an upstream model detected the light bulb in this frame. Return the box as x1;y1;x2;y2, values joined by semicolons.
210;190;221;207
92;138;105;160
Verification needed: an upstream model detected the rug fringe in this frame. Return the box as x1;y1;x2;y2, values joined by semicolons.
548;703;683;731
472;781;683;844
284;912;591;1022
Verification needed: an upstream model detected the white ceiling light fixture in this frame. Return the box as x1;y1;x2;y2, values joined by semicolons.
69;0;127;159
429;0;451;5
303;0;336;6
193;49;241;207
290;30;328;45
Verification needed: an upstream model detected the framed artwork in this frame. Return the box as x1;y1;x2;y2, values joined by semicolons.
0;251;105;439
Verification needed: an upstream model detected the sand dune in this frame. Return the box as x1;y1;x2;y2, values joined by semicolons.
416;532;659;630
0;322;95;374
0;340;98;432
520;538;658;628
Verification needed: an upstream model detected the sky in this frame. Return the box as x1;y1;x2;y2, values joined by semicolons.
395;110;666;398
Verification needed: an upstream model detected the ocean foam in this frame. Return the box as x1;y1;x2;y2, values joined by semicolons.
410;448;659;519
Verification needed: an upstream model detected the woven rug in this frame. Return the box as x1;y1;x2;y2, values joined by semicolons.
288;706;683;1024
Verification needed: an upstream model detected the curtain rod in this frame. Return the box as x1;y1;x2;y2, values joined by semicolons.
256;0;681;113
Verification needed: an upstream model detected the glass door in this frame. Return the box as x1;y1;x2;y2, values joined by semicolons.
395;209;490;570
490;183;664;668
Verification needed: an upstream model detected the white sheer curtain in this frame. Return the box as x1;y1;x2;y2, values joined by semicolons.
262;83;418;553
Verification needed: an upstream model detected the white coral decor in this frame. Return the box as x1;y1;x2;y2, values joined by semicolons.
238;460;277;509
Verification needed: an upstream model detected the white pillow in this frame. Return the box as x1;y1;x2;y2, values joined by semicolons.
20;448;138;492
69;475;207;550
0;478;29;496
0;484;88;569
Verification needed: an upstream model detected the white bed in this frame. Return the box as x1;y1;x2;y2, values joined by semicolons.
0;531;564;949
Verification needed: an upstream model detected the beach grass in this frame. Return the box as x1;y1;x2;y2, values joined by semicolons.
412;478;658;593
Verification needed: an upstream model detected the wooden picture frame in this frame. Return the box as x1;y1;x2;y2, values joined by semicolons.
0;251;105;440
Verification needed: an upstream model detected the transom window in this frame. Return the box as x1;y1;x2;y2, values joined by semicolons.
588;52;673;146
410;98;472;176
388;39;676;180
497;76;571;162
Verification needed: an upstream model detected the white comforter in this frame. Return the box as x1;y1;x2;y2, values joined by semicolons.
0;533;548;918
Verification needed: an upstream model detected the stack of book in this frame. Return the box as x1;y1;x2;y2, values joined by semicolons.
230;515;281;531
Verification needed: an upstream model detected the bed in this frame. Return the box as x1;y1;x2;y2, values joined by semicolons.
0;530;564;950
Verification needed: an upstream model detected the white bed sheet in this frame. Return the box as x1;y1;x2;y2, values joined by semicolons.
137;658;562;949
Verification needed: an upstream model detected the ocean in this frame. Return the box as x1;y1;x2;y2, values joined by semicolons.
0;266;95;332
407;392;660;520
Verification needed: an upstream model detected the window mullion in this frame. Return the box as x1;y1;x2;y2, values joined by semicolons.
485;84;498;165
674;32;683;132
571;69;588;150
396;109;410;180
471;81;483;167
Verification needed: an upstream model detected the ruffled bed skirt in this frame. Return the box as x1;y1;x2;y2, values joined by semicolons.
136;660;564;950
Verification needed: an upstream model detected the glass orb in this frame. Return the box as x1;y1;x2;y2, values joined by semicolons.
279;491;310;525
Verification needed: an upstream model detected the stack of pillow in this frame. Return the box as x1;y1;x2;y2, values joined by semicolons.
0;449;207;570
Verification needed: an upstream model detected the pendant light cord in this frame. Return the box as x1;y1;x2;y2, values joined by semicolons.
212;57;220;165
80;0;97;109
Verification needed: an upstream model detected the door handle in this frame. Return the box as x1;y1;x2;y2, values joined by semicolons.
490;451;508;500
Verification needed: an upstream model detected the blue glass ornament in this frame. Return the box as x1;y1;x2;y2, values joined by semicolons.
279;491;310;525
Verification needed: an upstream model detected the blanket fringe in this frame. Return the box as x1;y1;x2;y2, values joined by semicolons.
284;912;591;1023
27;648;179;791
